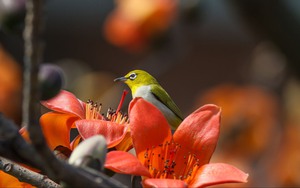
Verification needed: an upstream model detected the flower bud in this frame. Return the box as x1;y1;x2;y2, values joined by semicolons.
68;135;107;172
39;64;64;100
0;0;26;34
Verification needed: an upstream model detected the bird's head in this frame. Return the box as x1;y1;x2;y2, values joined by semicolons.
114;70;158;90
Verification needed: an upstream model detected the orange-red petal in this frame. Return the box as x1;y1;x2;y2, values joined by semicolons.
114;131;133;152
129;98;172;160
105;151;151;177
143;178;187;188
189;163;249;187
173;104;221;168
104;11;144;51
40;112;78;150
70;134;82;150
41;90;85;119
75;119;128;148
0;171;34;188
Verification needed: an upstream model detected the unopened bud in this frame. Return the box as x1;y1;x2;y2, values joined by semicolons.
0;0;26;34
68;135;107;172
39;64;64;100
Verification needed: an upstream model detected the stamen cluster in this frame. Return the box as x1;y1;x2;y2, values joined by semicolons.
106;108;128;124
143;140;201;184
86;99;102;120
86;99;128;124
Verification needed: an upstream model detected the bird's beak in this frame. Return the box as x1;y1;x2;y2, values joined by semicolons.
114;76;127;82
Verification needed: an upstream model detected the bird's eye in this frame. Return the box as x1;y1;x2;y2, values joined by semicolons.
129;73;137;80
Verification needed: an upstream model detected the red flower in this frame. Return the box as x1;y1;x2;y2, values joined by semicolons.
104;0;177;51
2;90;131;187
105;98;248;187
38;90;131;151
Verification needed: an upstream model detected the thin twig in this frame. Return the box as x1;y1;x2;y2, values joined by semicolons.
23;0;42;128
22;0;56;177
0;157;60;188
22;0;58;179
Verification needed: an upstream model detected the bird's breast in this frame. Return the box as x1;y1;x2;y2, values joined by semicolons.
133;85;179;127
133;85;152;99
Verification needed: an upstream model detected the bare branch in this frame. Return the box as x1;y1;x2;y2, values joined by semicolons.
0;157;60;188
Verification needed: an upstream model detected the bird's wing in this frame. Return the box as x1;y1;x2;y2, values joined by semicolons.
151;84;184;120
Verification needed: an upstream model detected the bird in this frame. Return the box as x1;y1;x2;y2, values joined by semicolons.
114;70;183;129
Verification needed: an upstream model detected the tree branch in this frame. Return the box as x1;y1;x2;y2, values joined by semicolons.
0;157;60;188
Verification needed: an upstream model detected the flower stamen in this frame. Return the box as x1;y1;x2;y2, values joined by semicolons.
86;99;102;120
105;90;129;124
115;90;129;115
143;140;200;183
86;90;129;124
85;99;129;124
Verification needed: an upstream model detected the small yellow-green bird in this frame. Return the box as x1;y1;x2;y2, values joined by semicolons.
114;70;183;129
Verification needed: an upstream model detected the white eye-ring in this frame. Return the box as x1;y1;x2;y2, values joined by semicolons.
129;73;137;80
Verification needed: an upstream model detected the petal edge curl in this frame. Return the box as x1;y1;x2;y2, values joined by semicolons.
190;163;249;188
105;151;151;177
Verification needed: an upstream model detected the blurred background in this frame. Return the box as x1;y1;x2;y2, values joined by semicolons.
1;0;300;187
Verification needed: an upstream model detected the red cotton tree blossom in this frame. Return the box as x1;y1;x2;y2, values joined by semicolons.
105;98;248;187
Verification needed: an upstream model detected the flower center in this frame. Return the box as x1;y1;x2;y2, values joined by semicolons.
85;100;129;124
86;99;102;120
85;90;129;124
143;140;200;184
106;108;128;124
